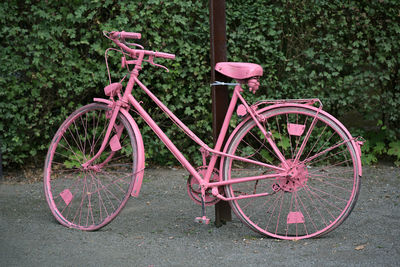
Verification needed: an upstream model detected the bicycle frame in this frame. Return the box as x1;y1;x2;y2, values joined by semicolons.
84;45;363;203
86;70;289;200
44;31;364;237
128;75;288;189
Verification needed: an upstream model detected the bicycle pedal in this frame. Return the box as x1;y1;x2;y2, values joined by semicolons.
194;216;210;225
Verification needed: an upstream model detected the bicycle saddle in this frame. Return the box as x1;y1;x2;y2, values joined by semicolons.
215;62;263;80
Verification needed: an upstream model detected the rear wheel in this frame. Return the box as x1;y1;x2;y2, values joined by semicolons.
44;103;139;230
222;106;360;239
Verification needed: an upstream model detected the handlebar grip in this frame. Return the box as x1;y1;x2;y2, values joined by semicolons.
120;31;141;39
112;31;141;40
154;51;175;60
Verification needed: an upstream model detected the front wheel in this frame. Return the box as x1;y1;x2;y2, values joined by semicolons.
222;106;361;239
44;103;139;230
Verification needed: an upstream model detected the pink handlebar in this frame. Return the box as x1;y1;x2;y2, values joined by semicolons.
121;31;141;40
154;51;175;60
109;31;175;61
111;31;141;40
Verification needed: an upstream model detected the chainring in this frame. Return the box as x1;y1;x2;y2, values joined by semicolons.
186;166;221;206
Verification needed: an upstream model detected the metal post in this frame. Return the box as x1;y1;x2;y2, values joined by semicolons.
0;143;2;181
210;0;232;226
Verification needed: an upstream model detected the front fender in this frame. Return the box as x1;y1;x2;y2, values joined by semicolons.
221;103;362;176
94;98;145;197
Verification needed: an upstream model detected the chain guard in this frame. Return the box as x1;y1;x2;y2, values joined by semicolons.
187;167;221;206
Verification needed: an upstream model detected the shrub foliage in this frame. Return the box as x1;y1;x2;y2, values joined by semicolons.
1;0;399;168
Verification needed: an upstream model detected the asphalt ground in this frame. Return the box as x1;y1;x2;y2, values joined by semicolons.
0;165;399;266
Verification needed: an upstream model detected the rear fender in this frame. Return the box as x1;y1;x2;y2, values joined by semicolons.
94;98;145;197
221;103;362;176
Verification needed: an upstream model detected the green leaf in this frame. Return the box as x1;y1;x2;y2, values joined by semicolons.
388;142;400;159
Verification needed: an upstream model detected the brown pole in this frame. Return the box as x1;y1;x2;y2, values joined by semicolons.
209;0;232;226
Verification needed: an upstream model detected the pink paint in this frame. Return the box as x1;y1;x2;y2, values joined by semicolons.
288;123;305;136
44;31;363;240
215;62;263;79
287;211;305;224
237;104;247;117
60;189;73;206
104;83;122;97
109;135;121;151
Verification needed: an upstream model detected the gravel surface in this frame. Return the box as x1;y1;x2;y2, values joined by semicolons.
1;165;399;266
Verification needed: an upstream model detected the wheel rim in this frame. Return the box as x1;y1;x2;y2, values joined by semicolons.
223;107;360;239
44;104;137;230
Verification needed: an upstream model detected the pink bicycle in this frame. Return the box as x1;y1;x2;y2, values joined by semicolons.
44;31;363;240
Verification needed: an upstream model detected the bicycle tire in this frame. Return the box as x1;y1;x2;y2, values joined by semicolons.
222;106;361;239
44;103;139;230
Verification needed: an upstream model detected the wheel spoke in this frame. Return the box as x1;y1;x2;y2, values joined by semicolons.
44;104;138;230
223;106;360;239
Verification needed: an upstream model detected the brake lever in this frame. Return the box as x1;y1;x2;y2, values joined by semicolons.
145;56;169;72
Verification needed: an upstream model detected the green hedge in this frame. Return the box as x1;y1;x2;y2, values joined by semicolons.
226;0;400;165
1;0;399;168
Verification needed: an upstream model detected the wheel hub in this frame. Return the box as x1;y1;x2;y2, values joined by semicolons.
87;165;102;173
276;161;308;192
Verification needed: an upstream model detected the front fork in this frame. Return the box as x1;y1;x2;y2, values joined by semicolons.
81;101;123;170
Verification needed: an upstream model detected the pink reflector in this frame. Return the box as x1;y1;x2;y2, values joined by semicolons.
60;189;73;206
288;123;305;136
237;104;247;117
110;135;122;151
287;211;305;224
